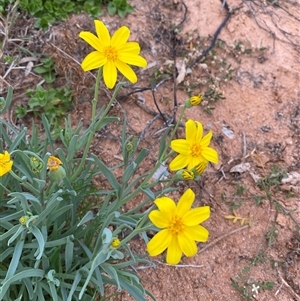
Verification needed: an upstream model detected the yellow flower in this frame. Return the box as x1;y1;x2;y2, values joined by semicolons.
79;20;147;89
47;156;66;181
19;215;29;226
185;94;202;108
147;189;210;265
169;119;218;171
47;156;62;171
110;238;121;248
0;151;13;177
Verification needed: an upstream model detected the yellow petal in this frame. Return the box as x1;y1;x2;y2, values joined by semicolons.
94;20;111;47
170;139;190;154
178;232;198;257
149;210;171;228
118;53;147;67
187;156;204;170
185;119;197;142
176;188;195;217
114;60;137;83
202;147;219;164
154;196;176;214
183;225;209;242
169;154;190;171
118;42;141;54
195;160;208;175
81;51;107;71
0;164;12;176
200;130;212;147
0;151;13;177
147;229;172;256
166;236;182;265
195;121;204;141
182;206;210;226
79;31;104;52
111;25;130;48
2;151;10;161
103;60;117;89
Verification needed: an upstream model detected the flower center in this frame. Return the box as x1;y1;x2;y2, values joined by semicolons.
169;215;185;235
191;143;202;157
104;46;118;61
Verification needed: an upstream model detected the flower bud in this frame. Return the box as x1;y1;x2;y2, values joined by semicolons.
48;165;66;181
125;142;134;153
110;237;121;249
174;169;195;181
185;94;202;108
30;157;44;174
19;215;30;226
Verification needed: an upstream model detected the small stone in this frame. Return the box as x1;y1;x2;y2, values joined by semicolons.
276;213;288;228
215;257;222;264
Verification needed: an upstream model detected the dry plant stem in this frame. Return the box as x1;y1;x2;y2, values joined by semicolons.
152;226;249;267
48;42;87;72
119;105;188;204
0;0;19;61
198;224;249;254
140;104;188;186
154;261;204;268
276;269;300;301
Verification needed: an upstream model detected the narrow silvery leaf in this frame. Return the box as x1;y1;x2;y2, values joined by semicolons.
0;269;45;301
65;236;74;272
4;240;24;280
7;226;25;246
31;225;45;260
77;211;94;227
66;271;81;301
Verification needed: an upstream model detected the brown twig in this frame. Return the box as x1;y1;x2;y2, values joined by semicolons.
199;224;249;254
275;269;300;301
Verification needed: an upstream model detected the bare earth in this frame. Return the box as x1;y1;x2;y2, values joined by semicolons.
1;0;299;300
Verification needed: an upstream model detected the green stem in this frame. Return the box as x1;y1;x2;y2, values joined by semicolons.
92;68;103;121
94;82;122;128
121;225;152;246
70;78;123;183
155;176;176;198
115;104;188;207
70;68;101;182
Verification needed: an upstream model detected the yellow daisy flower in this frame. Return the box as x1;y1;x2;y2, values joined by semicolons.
0;151;13;177
169;119;218;171
79;20;147;89
147;188;210;265
47;156;62;171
